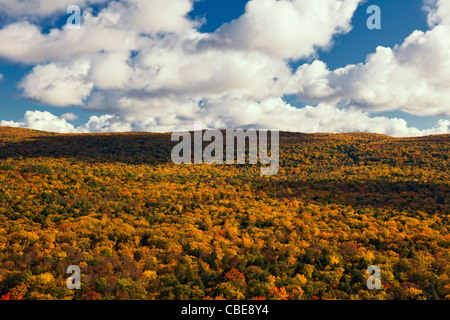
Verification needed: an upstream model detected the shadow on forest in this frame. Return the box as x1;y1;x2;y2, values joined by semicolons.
275;178;450;216
0;131;289;165
0;133;177;165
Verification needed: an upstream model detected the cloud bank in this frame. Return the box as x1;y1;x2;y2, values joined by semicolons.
290;25;450;117
0;0;448;137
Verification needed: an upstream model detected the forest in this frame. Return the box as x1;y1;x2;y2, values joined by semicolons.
0;126;449;300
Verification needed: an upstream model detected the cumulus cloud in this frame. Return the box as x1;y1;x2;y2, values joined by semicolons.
126;0;197;34
0;0;195;33
20;60;94;106
422;119;450;135
0;110;77;133
0;111;118;133
0;0;197;64
291;24;450;116
425;0;450;26
192;97;429;137
89;52;134;89
208;0;362;59
1;105;446;137
0;14;145;64
77;114;134;133
131;46;291;99
0;0;106;18
61;113;78;121
0;111;147;133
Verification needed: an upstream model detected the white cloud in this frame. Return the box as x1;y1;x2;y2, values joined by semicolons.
89;52;134;89
131;45;291;99
0;17;145;64
20;59;94;106
3;105;447;137
0;0;197;64
290;24;450;116
126;0;197;34
421;119;450;135
207;0;362;60
194;97;430;137
425;0;450;26
0;0;107;17
0;111;143;133
0;110;77;133
61;113;78;121
0;110;152;134
76;114;134;133
0;0;363;109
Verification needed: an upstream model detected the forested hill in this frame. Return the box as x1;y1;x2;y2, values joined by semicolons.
0;126;449;300
1;126;449;166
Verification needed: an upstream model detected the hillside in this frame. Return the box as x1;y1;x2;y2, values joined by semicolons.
0;126;449;300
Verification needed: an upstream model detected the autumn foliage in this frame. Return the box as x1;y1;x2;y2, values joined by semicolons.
0;127;449;300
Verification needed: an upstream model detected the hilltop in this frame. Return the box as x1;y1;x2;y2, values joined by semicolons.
1;126;448;164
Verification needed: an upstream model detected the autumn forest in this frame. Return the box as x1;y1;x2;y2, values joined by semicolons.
0;126;449;300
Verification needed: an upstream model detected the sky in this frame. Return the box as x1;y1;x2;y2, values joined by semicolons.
0;0;449;136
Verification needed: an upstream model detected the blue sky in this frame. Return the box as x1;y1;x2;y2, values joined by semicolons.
0;0;448;135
